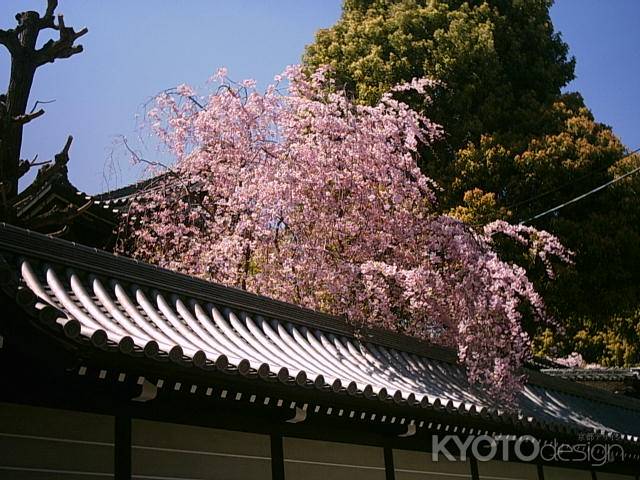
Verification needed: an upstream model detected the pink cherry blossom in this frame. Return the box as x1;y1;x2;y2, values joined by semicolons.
121;66;570;404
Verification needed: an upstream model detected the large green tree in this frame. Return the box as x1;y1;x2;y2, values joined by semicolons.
304;0;640;366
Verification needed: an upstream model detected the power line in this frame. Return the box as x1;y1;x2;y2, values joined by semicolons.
520;155;640;225
508;146;640;211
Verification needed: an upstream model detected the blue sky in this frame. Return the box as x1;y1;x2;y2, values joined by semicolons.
1;1;638;194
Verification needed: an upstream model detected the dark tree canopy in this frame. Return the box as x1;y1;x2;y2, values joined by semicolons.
305;0;574;173
304;0;640;366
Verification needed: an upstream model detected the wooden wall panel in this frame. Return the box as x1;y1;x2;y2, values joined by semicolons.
0;402;113;479
132;419;271;480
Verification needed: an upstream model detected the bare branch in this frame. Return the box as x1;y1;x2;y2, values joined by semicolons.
120;135;171;170
36;0;59;30
30;99;56;113
117;136;218;221
13;108;45;125
35;15;88;66
33;161;55;169
0;28;19;54
16;161;30;179
0;29;11;44
17;154;52;179
187;96;204;110
45;0;58;21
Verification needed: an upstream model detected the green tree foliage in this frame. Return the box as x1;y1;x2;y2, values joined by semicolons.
304;0;640;366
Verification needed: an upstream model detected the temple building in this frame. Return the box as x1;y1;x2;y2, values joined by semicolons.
1;150;639;480
12;153;156;250
0;221;639;479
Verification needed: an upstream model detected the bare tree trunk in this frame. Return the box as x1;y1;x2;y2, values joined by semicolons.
3;59;38;203
0;1;87;221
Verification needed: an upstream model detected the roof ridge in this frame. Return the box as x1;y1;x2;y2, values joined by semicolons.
527;370;640;413
94;173;170;201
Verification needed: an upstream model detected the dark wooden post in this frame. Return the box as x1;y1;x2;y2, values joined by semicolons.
271;434;285;480
115;415;132;480
469;456;479;480
384;446;395;480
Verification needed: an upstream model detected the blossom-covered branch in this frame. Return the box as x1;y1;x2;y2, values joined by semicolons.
122;66;570;404
483;220;574;278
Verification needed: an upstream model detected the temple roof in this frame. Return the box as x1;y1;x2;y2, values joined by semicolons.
1;223;639;448
13;158;158;248
542;368;640;400
543;368;640;382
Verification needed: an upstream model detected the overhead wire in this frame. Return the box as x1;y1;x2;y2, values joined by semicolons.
506;146;640;211
520;150;640;224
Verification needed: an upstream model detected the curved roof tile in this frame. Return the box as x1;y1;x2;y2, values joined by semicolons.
1;223;639;443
